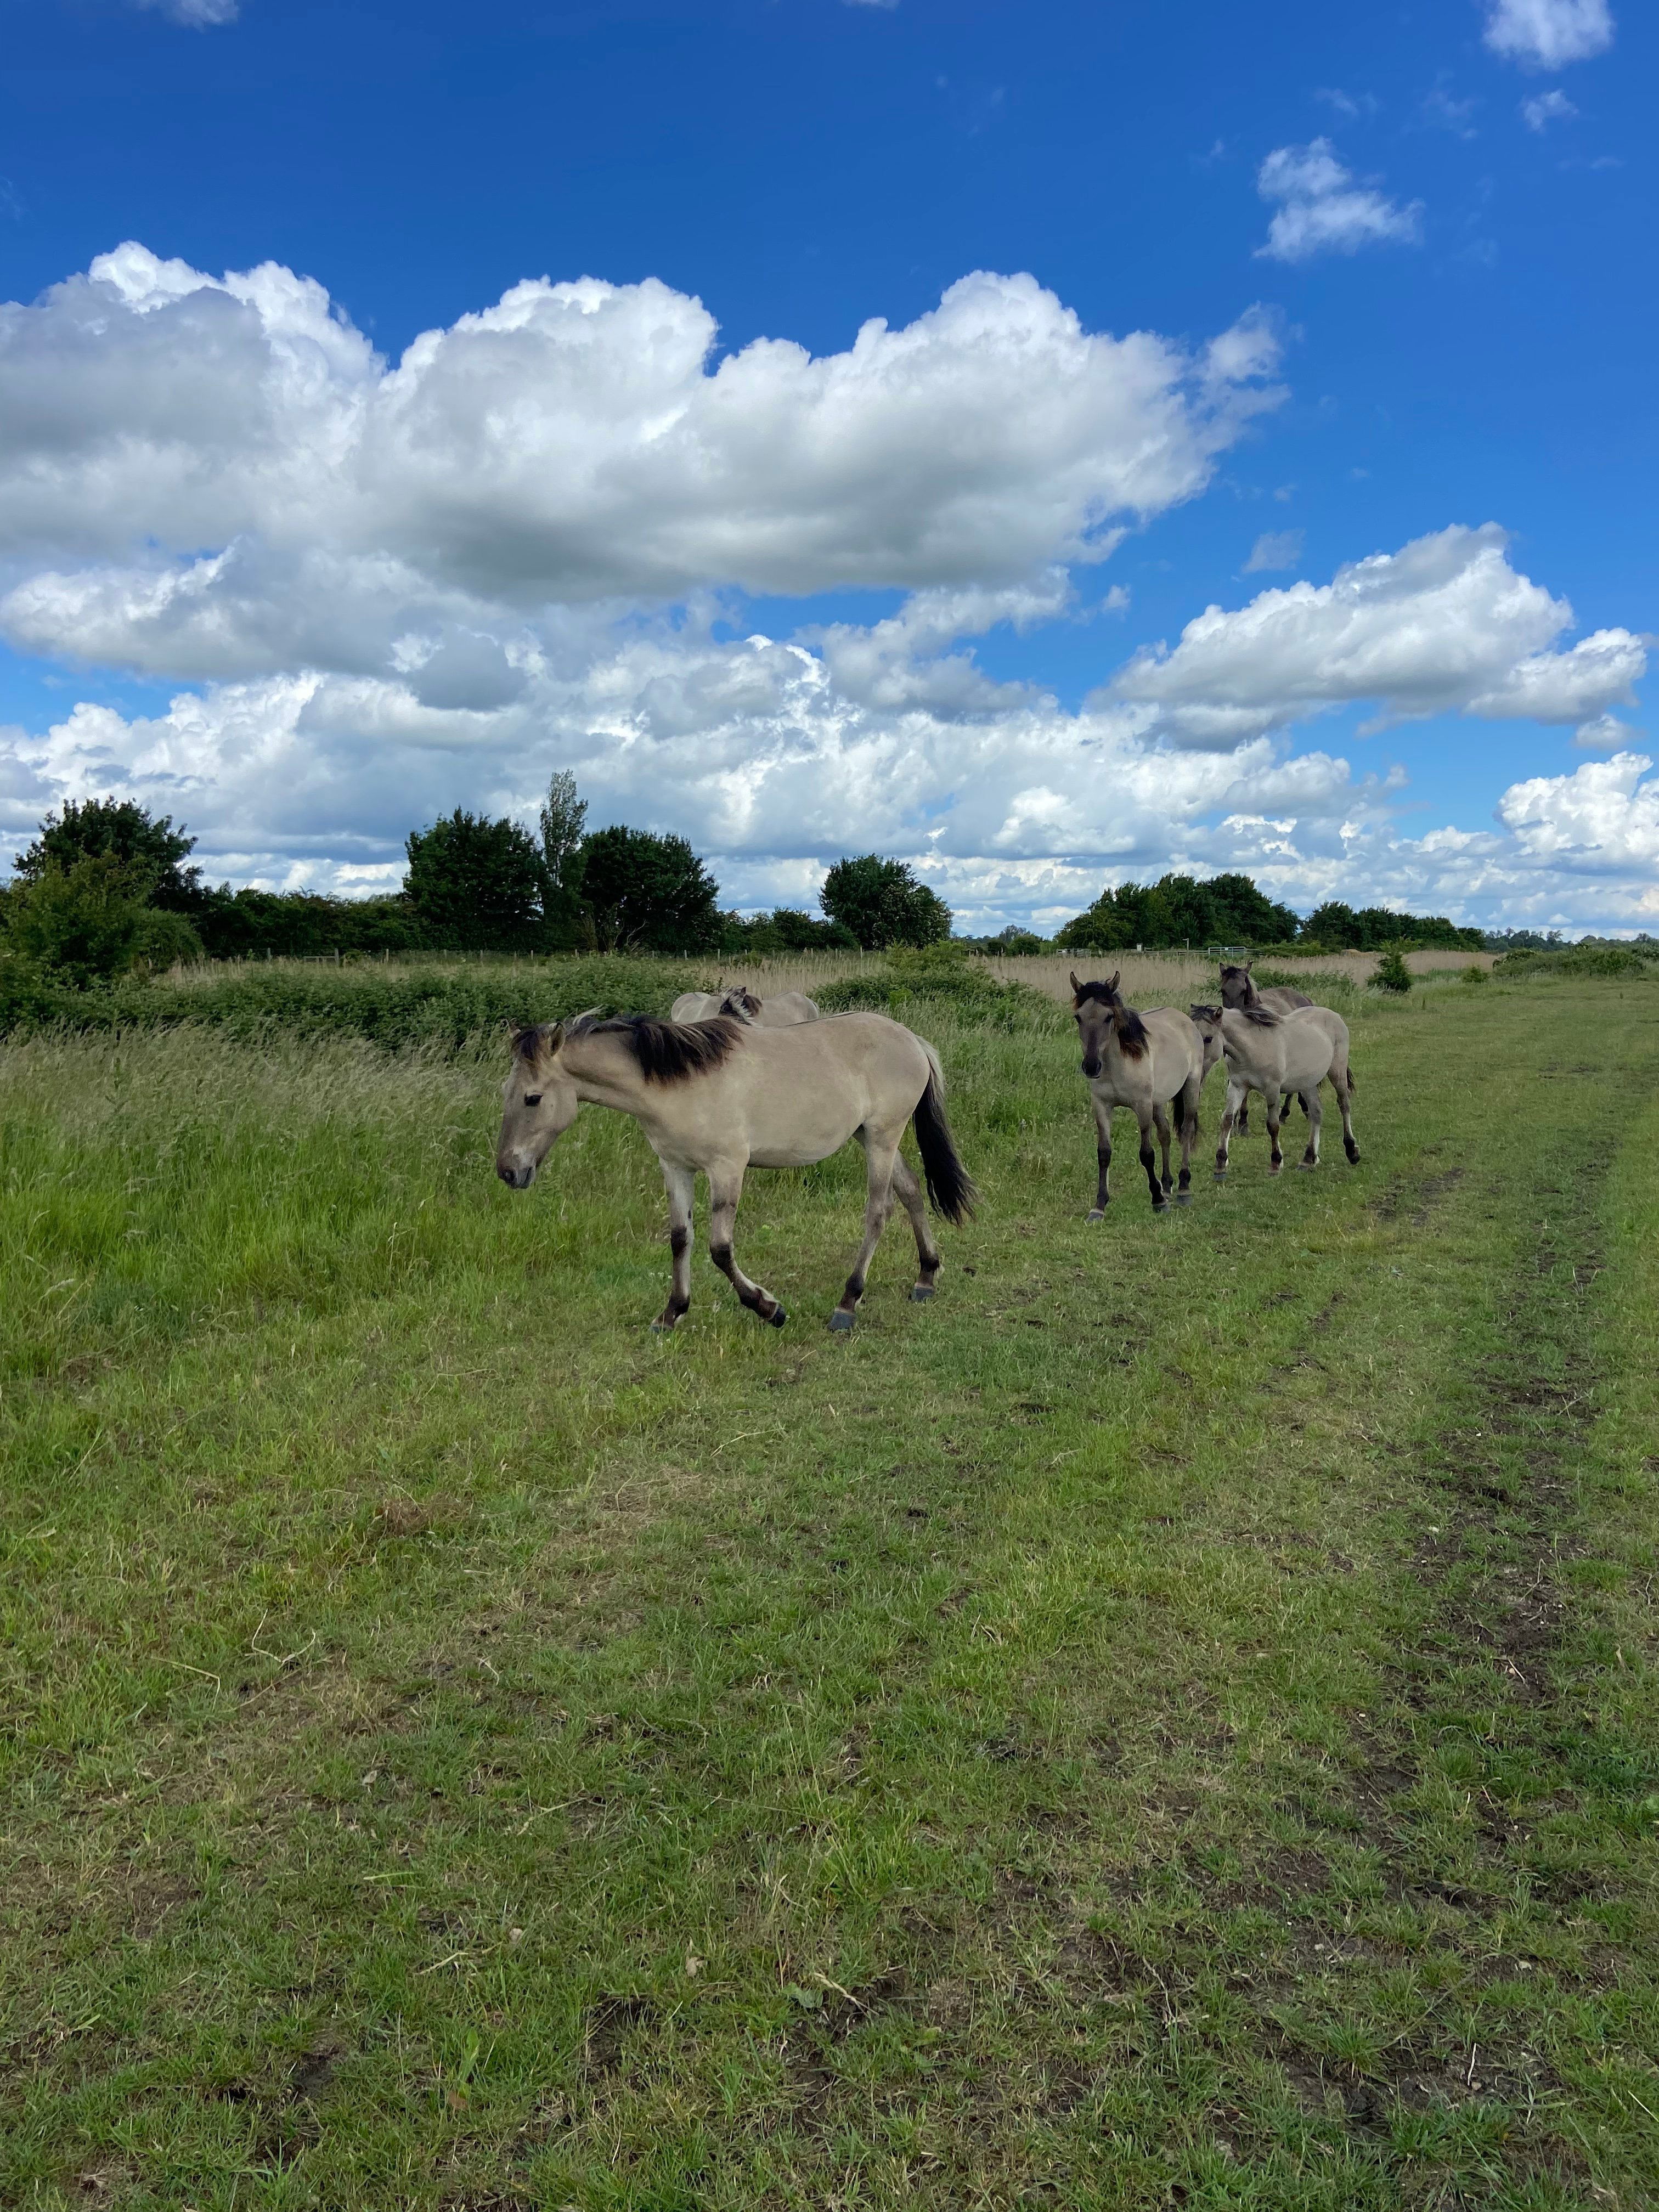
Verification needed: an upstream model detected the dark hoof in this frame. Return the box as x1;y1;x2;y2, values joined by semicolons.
1087;1206;1107;1222
1173;1190;1193;1207
910;1284;935;1302
1345;1142;1361;1164
1152;1199;1170;1214
768;1305;787;1328
827;1310;856;1334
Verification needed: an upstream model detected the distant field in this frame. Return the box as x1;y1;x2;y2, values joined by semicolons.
2;974;1656;2210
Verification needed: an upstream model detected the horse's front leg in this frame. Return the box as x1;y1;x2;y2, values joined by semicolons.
830;1131;899;1332
1265;1087;1285;1175
1152;1100;1174;1198
653;1160;696;1331
1089;1093;1113;1220
1137;1104;1166;1212
1335;1065;1361;1163
888;1153;941;1302
707;1163;786;1328
1215;1077;1244;1180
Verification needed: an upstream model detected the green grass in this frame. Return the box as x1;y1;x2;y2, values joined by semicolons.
3;981;1659;2208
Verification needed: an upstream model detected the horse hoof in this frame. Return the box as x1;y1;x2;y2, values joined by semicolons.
1213;1171;1228;1183
1294;1160;1316;1172
1173;1190;1193;1207
650;1319;676;1335
1087;1207;1107;1222
768;1305;788;1328
827;1310;856;1334
1345;1144;1361;1165
1152;1199;1170;1214
910;1284;935;1302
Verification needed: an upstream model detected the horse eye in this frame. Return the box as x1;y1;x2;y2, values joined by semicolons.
523;1092;543;1107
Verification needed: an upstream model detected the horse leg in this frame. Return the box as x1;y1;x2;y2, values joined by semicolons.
652;1161;695;1330
1152;1101;1174;1197
1174;1076;1199;1204
1138;1104;1166;1211
888;1152;942;1302
706;1164;786;1328
1265;1088;1285;1175
1089;1096;1113;1220
1215;1080;1242;1180
830;1130;899;1332
1335;1063;1361;1163
1296;1082;1323;1169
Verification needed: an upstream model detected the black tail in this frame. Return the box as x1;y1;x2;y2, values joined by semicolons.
912;1071;977;1224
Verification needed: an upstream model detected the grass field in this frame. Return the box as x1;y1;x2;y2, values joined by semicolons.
3;973;1657;2209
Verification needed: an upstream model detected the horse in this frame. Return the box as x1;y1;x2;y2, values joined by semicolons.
669;984;821;1025
1069;971;1206;1214
1218;963;1313;1131
496;1011;975;1333
1187;1004;1358;1178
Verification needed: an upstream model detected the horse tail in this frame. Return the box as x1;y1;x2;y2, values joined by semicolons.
912;1060;978;1224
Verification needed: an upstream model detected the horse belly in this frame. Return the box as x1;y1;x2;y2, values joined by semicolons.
746;1090;867;1168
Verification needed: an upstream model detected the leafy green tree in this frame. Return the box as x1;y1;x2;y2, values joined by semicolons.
14;798;203;911
404;809;549;951
820;855;951;949
538;771;589;942
1369;946;1413;992
579;826;722;953
3;856;150;985
1302;900;1363;950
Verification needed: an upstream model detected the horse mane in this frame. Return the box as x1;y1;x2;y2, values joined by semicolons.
1239;1004;1280;1026
1112;1006;1150;1059
567;1012;742;1083
719;987;763;1018
1073;979;1121;1007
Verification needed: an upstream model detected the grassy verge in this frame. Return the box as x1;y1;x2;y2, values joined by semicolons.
2;980;1657;2208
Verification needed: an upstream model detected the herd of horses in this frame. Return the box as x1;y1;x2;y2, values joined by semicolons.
494;964;1359;1333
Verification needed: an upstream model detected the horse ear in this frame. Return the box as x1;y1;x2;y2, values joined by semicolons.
1244;960;1253;973
1069;969;1081;996
1108;969;1120;993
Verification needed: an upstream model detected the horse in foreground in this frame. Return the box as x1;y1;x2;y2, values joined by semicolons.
496;1012;974;1332
669;985;821;1025
1189;1005;1358;1178
1070;972;1206;1213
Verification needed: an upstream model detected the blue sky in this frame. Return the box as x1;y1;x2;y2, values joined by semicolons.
1;0;1652;930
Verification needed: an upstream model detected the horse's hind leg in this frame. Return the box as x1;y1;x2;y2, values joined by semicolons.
653;1161;696;1331
1137;1106;1167;1212
707;1164;786;1328
1174;1077;1199;1204
1296;1084;1323;1169
830;1131;899;1332
1215;1080;1243;1180
1152;1101;1174;1196
1335;1063;1360;1163
889;1152;941;1302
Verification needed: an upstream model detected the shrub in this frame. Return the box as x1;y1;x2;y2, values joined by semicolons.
1368;946;1413;994
1461;964;1489;985
2;857;150;986
132;909;205;973
815;944;1053;1030
579;827;722;953
13;796;202;911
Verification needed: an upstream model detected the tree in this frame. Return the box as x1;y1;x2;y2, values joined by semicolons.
404;809;549;950
579;826;722;952
14;797;204;912
1368;946;1413;993
538;771;588;941
820;856;952;949
3;856;150;985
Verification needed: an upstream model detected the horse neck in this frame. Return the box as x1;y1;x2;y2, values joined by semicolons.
559;1030;651;1114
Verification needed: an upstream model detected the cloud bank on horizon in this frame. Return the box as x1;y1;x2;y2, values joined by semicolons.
0;242;1651;935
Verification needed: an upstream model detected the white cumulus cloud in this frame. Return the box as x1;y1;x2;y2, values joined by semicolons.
1244;529;1304;573
1111;524;1645;748
1255;140;1423;263
1485;0;1614;70
1522;89;1579;129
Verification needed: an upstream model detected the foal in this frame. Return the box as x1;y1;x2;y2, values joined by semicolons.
496;1011;974;1331
1070;971;1205;1213
1188;1005;1358;1177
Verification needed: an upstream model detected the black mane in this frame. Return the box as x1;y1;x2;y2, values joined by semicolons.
719;987;763;1018
1239;1004;1280;1026
1113;1006;1150;1058
568;1012;742;1084
1073;979;1121;1007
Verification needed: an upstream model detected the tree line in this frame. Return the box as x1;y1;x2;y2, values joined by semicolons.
1;778;1481;987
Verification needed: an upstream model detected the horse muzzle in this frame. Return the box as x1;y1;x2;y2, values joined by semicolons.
496;1159;537;1190
1081;1054;1102;1080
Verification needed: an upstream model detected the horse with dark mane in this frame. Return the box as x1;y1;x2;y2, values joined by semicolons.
1218;963;1313;1131
669;985;820;1025
1188;1003;1358;1178
1070;971;1207;1214
496;1011;973;1333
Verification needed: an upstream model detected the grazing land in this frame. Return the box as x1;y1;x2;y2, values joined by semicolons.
2;972;1657;2210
